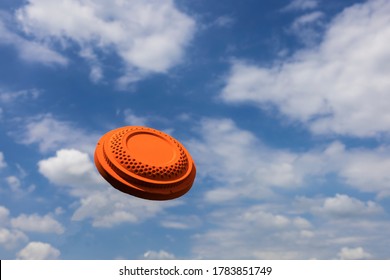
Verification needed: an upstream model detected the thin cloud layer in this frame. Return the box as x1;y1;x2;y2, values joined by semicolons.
16;114;100;154
222;0;390;137
0;205;65;255
16;0;196;84
0;14;67;66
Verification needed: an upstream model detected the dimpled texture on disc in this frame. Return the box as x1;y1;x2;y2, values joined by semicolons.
94;126;196;200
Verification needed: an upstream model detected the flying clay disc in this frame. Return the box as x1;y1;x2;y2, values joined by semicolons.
94;126;196;200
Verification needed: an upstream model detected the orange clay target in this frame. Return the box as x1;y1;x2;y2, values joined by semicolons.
94;126;196;200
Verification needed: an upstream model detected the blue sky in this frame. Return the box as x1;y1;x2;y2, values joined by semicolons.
1;0;390;260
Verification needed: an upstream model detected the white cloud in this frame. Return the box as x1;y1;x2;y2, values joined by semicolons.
301;142;390;196
17;241;60;260
296;194;384;219
192;194;390;259
185;118;390;258
0;14;67;65
143;250;175;260
16;0;195;85
0;206;66;254
187;118;305;203
338;246;371;260
16;114;99;153
54;207;64;215
292;11;323;27
322;195;382;217
338;149;390;196
221;0;390;137
283;0;319;11
38;148;181;227
188;118;390;202
213;16;235;28
0;88;41;104
289;11;324;46
0;151;6;169
38;149;102;194
71;190;181;228
0;206;10;227
0;206;29;250
79;48;103;83
6;176;21;192
123;109;149;126
160;215;202;230
11;213;64;234
0;228;29;250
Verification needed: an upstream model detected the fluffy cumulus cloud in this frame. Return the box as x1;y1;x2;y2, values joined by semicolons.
11;213;64;234
17;241;60;260
0;206;29;250
0;205;66;258
221;0;390;137
16;0;195;84
321;194;382;217
38;148;181;227
38;149;102;193
283;0;319;11
0;228;29;250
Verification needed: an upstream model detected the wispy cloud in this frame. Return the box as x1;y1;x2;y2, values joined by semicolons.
189;119;390;200
14;114;100;154
0;152;6;169
15;0;196;85
288;11;325;46
0;13;67;66
221;0;390;137
282;0;319;12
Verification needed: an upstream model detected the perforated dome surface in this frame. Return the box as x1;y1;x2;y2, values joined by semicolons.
94;126;196;200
